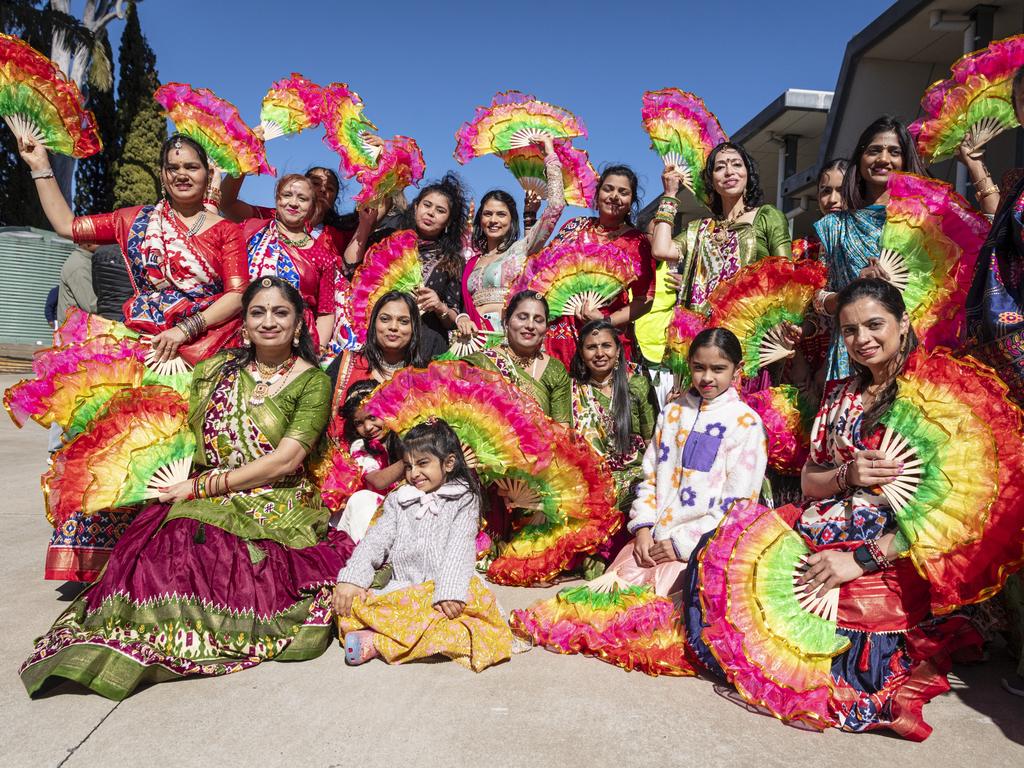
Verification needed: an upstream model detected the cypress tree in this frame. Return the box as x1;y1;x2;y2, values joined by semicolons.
74;31;118;216
112;2;165;208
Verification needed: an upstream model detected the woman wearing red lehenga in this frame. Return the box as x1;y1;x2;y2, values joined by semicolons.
12;133;248;581
240;174;337;356
544;165;655;367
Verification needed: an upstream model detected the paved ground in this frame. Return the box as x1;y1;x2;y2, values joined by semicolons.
0;373;1021;767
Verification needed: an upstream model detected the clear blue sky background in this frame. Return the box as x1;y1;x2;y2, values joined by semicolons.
101;0;894;214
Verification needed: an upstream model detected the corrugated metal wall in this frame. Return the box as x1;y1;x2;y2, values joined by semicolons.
0;227;73;346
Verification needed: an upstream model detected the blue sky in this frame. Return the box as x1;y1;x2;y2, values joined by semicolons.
103;0;894;213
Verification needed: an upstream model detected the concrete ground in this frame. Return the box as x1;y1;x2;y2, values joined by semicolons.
0;373;1021;768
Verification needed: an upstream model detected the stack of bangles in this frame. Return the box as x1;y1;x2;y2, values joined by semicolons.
204;188;222;209
973;175;1000;201
176;312;208;342
812;288;836;316
863;538;892;569
835;459;853;492
191;468;232;500
653;195;678;226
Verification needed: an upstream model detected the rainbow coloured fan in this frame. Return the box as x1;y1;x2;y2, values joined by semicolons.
699;500;848;731
744;385;814;475
454;91;586;164
259;73;324;140
507;241;636;319
874;351;1024;614
0;33;101;157
349;230;422;343
662;306;705;391
499;139;598;208
879;173;989;350
641;89;728;204
353;135;425;206
708;258;827;378
363;362;620;585
43;385;194;525
321;82;379;176
910;34;1024;162
154;83;274;176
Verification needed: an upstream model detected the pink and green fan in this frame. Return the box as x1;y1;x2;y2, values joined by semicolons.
321;82;380;177
43;385;194;525
642;89;728;204
879;173;988;350
699;500;848;731
910;34;1024;162
708;258;827;378
744;385;814;476
259;72;324;141
662;306;705;391
454;90;586;164
154;83;274;177
0;33;101;157
499;139;598;208
507;240;636;319
364;361;621;585
353;135;425;206
349;229;422;343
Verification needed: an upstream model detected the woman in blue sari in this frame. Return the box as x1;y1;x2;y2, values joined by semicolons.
812;118;925;380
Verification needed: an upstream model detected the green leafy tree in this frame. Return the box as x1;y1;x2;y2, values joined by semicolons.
112;1;165;208
74;31;118;215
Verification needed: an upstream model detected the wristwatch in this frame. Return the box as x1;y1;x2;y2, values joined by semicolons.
853;545;879;573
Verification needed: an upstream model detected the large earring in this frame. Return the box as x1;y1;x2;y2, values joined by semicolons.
241;330;251;348
292;331;300;347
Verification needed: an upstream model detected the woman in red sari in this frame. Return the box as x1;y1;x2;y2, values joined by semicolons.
545;165;655;367
241;174;338;355
17;132;247;581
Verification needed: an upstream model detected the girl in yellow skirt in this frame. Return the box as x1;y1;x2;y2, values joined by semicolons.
332;419;513;672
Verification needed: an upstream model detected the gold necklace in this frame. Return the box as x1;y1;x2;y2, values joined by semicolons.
250;356;296;406
276;223;312;247
711;204;750;246
503;343;542;373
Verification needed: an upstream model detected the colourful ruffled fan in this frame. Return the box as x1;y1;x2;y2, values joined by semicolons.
874;351;1024;614
699;500;848;730
154;83;274;177
454;90;586;164
910;34;1024;162
321;82;379;176
43;385;194;525
259;73;324;141
508;241;636;318
510;571;696;677
0;33;101;157
641;88;728;204
364;361;620;585
662;306;705;391
349;230;422;343
317;442;364;513
353;135;425;206
52;307;136;347
499;139;598;208
744;385;813;475
708;258;827;378
879;173;988;350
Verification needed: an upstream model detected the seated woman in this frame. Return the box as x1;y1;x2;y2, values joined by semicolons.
459;135;565;333
464;290;570;424
334;419;512;672
241;174;338;354
568;319;656;509
683;279;982;739
512;328;766;675
20;277;354;700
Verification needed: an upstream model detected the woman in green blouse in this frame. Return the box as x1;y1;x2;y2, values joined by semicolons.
21;277;354;700
465;290;571;424
569;319;656;509
653;142;792;314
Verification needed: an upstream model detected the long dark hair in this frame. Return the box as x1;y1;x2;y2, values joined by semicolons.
161;133;209;171
363;291;427;373
340;379;401;457
570;319;632;455
503;289;550;327
841;117;925;210
835;278;918;434
702;142;764;216
400;419;483;509
236;276;318;366
688;327;743;368
595;164;641;226
472;189;520;253
403;172;469;279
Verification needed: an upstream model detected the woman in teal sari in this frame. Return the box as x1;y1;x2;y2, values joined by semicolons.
813;118;925;380
20;277;354;700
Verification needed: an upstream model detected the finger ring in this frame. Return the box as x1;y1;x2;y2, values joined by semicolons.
871;459;875;468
